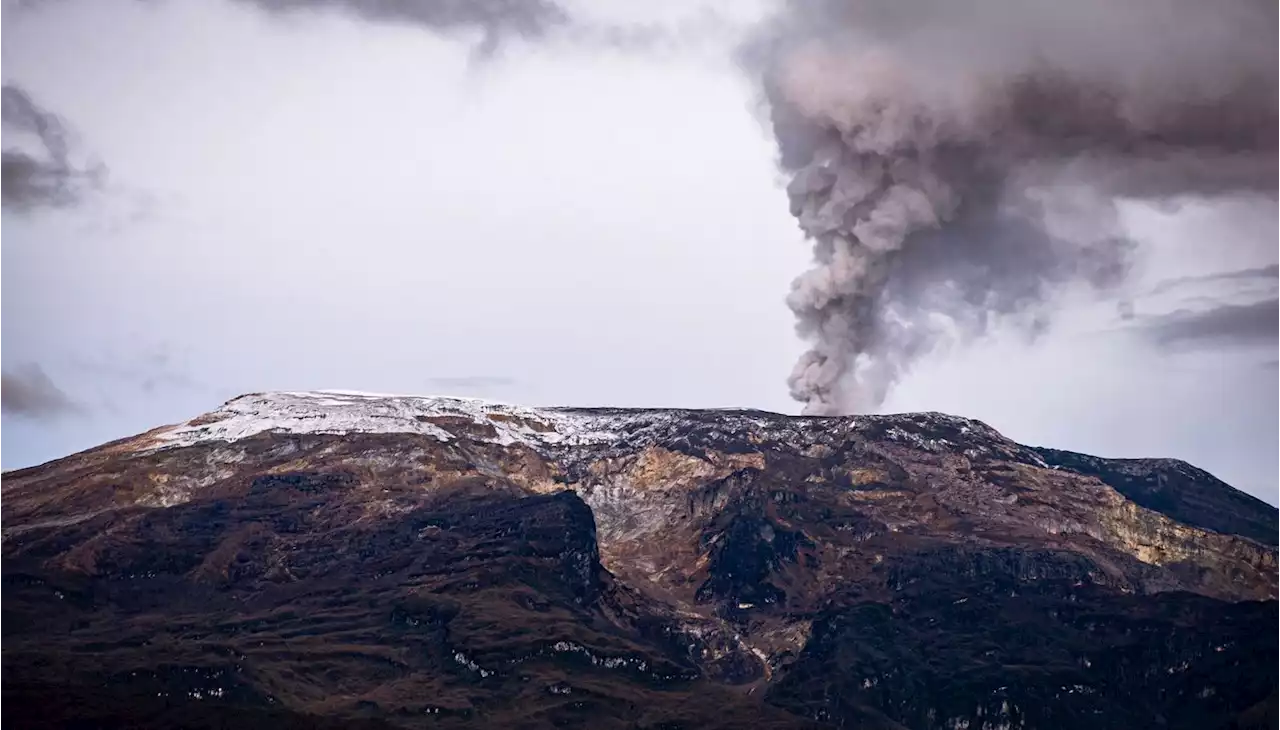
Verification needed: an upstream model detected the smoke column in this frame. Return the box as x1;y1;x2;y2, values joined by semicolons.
743;0;1277;415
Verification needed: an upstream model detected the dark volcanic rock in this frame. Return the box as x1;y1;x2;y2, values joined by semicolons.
3;481;811;729
2;391;1276;729
769;546;1277;729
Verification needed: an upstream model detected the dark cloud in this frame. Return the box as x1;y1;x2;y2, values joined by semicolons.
1;364;82;419
230;0;568;57
228;0;744;59
233;0;568;34
1;84;105;212
1116;266;1278;346
1138;298;1279;350
1146;264;1279;298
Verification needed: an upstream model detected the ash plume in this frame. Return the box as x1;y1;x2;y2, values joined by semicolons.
2;84;104;212
743;0;1278;415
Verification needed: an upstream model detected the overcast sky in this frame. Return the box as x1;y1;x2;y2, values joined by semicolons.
2;0;1276;504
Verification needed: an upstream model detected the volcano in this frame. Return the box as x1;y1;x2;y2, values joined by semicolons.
3;391;1276;729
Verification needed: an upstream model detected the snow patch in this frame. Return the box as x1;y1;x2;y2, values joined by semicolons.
140;391;1011;466
148;391;632;453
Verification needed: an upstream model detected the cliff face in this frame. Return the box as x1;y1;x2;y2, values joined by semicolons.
3;391;1276;730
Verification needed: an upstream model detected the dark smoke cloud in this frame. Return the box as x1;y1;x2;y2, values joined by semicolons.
1139;298;1279;350
1;364;82;419
2;84;105;212
743;0;1278;414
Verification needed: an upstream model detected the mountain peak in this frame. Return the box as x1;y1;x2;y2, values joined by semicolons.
143;390;1014;458
4;391;1276;729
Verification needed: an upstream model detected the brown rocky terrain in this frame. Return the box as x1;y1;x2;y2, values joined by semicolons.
3;391;1276;729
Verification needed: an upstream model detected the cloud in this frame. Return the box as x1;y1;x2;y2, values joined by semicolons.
1;364;82;419
423;376;518;392
1137;297;1279;350
230;0;568;57
1146;264;1279;298
1;83;105;212
227;0;746;60
67;344;213;398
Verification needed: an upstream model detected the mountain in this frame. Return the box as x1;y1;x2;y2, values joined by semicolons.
3;391;1276;730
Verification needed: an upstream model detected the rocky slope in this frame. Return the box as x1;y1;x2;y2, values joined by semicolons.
3;391;1276;730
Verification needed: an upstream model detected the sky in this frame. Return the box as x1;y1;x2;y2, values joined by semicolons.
1;0;1277;504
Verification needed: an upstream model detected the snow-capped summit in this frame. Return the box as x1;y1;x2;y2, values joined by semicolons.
151;390;616;450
